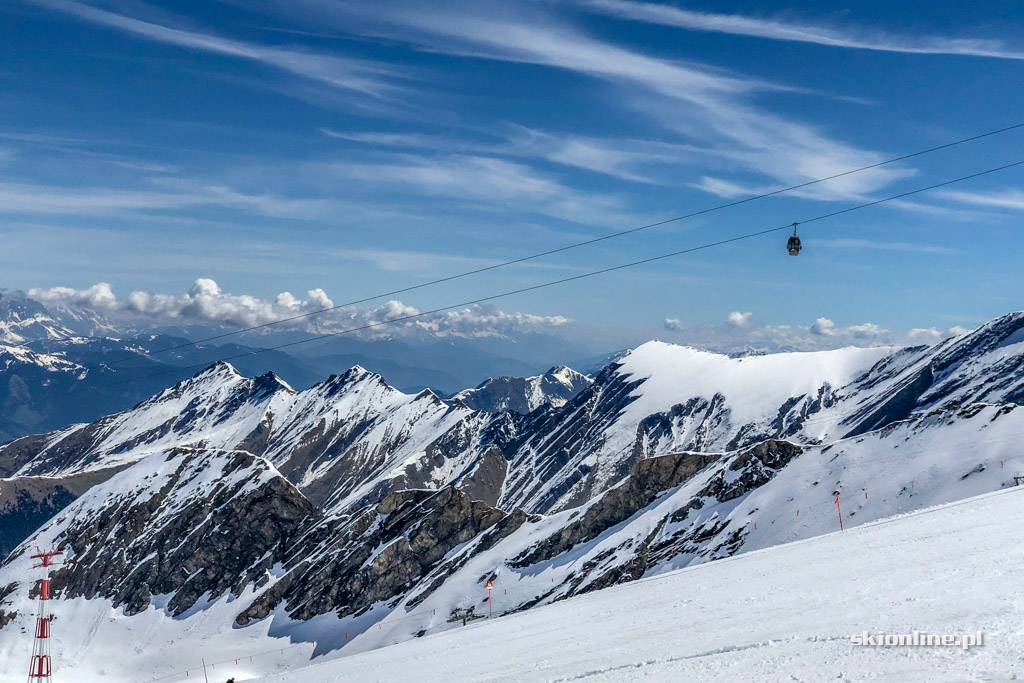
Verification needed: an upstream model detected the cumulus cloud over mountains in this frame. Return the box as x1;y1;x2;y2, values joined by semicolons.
27;279;571;339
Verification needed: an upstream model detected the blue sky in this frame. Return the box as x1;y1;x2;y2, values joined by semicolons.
2;0;1024;351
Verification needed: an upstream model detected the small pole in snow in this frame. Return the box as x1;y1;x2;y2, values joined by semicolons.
201;658;209;683
486;580;493;619
834;491;844;531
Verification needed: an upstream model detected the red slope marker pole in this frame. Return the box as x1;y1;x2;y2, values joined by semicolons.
486;580;493;619
834;492;844;531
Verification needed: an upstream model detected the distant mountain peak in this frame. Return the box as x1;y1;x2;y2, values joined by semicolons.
191;360;243;380
454;364;593;414
253;370;296;395
0;290;77;345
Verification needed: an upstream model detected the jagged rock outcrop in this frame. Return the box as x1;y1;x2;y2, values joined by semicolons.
514;450;722;567
237;486;510;624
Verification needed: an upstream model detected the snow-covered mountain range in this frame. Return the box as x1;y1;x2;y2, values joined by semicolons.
0;290;596;444
2;311;1024;681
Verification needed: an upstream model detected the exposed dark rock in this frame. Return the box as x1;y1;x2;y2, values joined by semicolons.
236;486;508;625
457;446;508;507
513;450;721;568
0;582;17;627
38;448;320;617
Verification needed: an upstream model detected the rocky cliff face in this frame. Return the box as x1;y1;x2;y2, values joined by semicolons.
238;486;511;624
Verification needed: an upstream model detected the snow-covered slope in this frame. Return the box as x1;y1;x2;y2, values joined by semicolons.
496;341;897;513
453;365;592;413
0;344;82;376
252;487;1024;683
498;312;1024;514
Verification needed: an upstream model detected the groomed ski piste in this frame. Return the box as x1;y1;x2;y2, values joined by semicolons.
246;488;1024;683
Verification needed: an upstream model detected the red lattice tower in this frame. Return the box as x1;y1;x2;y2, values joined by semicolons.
26;546;62;683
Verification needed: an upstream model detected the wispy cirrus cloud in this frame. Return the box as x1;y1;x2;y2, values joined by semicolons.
0;179;340;219
293;0;910;200
585;0;1024;60
28;0;404;97
321;129;464;150
324;125;710;185
322;152;643;227
41;0;917;205
936;189;1024;211
814;238;958;255
502;127;711;184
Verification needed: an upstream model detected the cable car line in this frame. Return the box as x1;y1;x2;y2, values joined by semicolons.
11;120;1024;364
78;156;1024;394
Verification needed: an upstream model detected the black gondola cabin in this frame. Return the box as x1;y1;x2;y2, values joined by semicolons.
787;223;801;256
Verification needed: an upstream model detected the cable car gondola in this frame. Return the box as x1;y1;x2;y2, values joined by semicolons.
787;222;802;256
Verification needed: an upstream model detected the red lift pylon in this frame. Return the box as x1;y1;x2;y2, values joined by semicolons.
27;546;62;683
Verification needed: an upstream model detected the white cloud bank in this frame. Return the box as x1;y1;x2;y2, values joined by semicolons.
659;311;972;354
27;279;570;340
725;311;753;328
